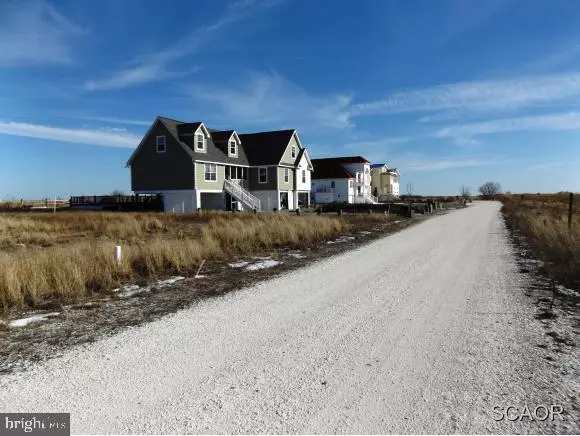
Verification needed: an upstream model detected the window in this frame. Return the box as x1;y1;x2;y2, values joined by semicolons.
229;140;237;156
291;145;296;158
330;181;335;189
258;167;268;184
349;180;353;188
204;163;217;181
156;136;166;153
196;134;205;151
301;170;306;183
284;168;289;183
242;167;248;180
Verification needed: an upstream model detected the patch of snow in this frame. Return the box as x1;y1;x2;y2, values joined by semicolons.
556;285;580;298
9;312;60;328
113;276;185;299
252;256;272;260
327;236;356;244
359;231;372;235
245;260;282;271
229;261;250;268
156;277;185;286
287;253;306;259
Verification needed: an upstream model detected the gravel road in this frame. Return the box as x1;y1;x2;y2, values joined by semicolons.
0;202;577;434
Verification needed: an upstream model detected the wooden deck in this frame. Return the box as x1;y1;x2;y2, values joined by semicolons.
69;194;163;211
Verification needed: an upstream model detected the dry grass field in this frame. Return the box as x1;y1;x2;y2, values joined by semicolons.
0;211;399;311
501;193;579;288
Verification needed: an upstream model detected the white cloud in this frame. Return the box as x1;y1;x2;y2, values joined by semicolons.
350;72;580;118
190;72;353;130
527;162;567;171
435;112;580;142
0;0;85;67
76;116;152;126
84;0;279;91
402;156;499;171
0;121;140;148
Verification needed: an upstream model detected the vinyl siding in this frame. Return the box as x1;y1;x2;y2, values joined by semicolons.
279;134;300;165
194;162;225;190
130;121;194;191
278;166;294;189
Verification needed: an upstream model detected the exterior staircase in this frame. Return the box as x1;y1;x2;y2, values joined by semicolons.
223;179;261;211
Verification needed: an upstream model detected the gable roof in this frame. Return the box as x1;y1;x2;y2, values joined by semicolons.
311;158;355;179
313;156;370;164
370;163;386;169
210;130;236;142
128;117;303;167
238;129;296;166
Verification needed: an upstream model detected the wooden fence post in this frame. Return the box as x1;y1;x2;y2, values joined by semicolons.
569;192;574;229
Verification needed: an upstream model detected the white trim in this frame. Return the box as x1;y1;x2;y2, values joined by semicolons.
194;123;211;138
204;163;218;182
228;139;238;157
258;167;268;184
156;135;167;153
195;133;206;152
194;159;249;167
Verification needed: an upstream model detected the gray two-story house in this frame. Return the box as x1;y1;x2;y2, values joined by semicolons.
126;116;313;212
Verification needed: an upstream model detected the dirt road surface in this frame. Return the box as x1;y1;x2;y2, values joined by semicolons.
0;202;577;434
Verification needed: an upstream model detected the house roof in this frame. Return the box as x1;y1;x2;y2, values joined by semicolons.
238;130;296;166
129;117;300;167
311;159;355;179
313;156;370;164
370;163;386;169
210;130;236;142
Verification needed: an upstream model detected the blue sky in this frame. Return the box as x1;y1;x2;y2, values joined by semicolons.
1;0;580;198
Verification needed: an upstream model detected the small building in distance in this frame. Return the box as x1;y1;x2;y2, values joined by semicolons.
370;163;400;201
311;156;375;204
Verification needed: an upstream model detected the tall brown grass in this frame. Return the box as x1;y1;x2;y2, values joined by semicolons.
0;212;351;310
502;195;579;288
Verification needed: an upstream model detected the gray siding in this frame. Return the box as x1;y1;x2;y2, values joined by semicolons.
131;121;194;191
249;166;277;191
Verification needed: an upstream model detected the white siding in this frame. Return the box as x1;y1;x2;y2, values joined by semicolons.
311;179;351;203
295;154;311;191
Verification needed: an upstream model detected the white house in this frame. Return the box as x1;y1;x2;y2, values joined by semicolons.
311;156;375;204
370;163;400;201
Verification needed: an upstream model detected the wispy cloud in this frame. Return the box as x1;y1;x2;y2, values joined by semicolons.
84;0;280;91
435;112;580;142
527;162;567;171
0;0;86;67
189;71;353;130
76;115;152;126
350;72;580;119
0;121;140;148
402;156;500;171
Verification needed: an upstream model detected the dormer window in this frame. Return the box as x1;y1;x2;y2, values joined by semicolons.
291;145;296;158
195;133;205;152
156;136;166;153
229;140;237;157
